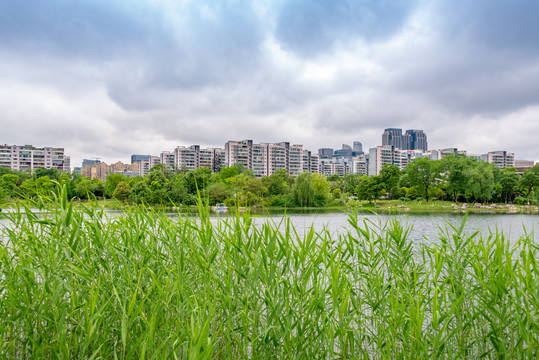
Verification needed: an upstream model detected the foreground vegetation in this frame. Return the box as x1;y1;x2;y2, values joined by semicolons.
2;155;539;209
1;187;539;358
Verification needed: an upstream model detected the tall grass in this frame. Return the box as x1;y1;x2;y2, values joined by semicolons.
1;186;538;358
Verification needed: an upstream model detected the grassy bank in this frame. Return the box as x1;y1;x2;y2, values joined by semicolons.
1;187;539;358
3;196;539;215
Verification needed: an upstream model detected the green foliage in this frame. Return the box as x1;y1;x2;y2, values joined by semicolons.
129;181;152;204
185;168;212;194
311;173;330;206
379;164;401;199
292;172;314;207
261;169;290;196
406;157;441;203
113;181;131;201
356;175;382;203
292;172;331;207
466;161;495;203
520;164;539;205
33;167;61;180
219;166;239;182
1;174;19;198
1;194;539;358
105;173;128;197
0;157;534;207
74;179;105;200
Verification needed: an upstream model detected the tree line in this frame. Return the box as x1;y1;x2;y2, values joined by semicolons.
1;155;539;207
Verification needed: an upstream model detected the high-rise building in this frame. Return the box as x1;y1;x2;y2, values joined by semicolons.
131;154;151;164
225;140;253;170
334;144;353;157
318;148;334;159
368;145;407;176
138;156;161;176
174;146;199;171
405;129;428;151
382;128;428;151
82;158;101;169
160;151;175;170
225;140;308;177
353;141;363;153
302;150;319;174
382;128;404;149
288;144;304;176
0;144;69;172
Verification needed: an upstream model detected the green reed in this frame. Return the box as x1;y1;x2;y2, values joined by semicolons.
1;186;538;359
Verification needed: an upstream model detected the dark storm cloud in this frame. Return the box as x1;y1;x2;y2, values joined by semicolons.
274;0;419;57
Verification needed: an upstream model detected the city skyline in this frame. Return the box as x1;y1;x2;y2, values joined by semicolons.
0;130;528;171
2;1;539;167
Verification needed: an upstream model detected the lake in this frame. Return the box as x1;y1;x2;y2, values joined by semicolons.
1;209;538;244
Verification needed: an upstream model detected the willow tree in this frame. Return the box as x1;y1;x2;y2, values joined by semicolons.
293;172;314;207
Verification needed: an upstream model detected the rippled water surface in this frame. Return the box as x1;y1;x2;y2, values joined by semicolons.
1;209;538;243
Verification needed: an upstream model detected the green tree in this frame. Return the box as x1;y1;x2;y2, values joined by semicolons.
356;175;382;204
106;173;128;198
379;164;401;199
406;157;440;203
467;161;495;203
219;166;239;182
185;168;212;194
207;182;233;204
113;181;131;201
35;176;55;196
442;155;474;203
262;169;290;196
293;172;315;207
1;174;19;197
74;179;104;200
343;174;362;195
311;173;331;207
520;164;539;205
130;182;152;204
499;167;519;203
33;167;61;180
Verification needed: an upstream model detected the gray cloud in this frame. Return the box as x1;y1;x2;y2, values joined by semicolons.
1;0;539;166
274;0;419;57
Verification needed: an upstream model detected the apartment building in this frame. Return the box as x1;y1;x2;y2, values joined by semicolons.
224;140;308;177
251;143;268;177
483;151;515;169
318;153;368;176
302;150;319;174
289;144;304;176
138;156;160;176
225;140;253;170
160;151;175;170
0;144;69;172
368;145;407;176
81;161;140;182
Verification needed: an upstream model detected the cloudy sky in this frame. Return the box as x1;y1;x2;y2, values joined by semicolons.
2;0;539;167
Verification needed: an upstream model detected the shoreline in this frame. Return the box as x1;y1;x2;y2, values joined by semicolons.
3;199;539;215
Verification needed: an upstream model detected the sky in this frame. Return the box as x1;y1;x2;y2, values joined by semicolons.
2;0;539;167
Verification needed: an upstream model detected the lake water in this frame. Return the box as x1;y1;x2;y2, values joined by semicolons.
1;209;538;244
208;211;539;243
